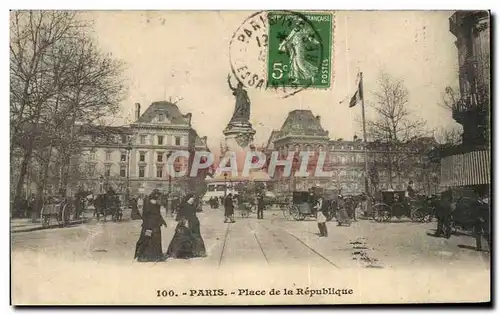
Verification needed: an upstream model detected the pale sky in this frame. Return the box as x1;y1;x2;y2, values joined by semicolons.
88;10;461;151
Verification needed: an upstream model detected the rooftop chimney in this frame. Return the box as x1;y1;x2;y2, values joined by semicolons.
135;103;141;121
316;115;321;123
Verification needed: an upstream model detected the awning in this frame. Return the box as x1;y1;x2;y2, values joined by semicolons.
440;149;490;187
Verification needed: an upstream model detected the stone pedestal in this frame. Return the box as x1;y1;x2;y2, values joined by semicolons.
223;120;256;151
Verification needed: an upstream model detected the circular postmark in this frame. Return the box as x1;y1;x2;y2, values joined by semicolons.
229;10;333;98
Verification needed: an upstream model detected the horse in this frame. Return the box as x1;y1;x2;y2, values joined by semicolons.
92;193;123;222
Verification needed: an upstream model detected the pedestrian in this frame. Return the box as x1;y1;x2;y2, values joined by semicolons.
314;195;328;237
224;194;235;223
257;193;265;219
134;189;167;262
336;192;350;226
130;197;141;220
166;194;207;259
473;186;490;251
137;196;144;216
434;188;452;238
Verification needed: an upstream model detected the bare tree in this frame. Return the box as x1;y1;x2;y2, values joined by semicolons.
10;11;84;206
10;10;126;213
434;126;463;146
366;71;428;188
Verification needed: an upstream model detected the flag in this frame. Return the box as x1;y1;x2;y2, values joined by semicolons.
349;72;363;108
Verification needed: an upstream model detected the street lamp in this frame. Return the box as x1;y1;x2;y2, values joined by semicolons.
99;175;104;194
224;172;228;198
166;152;173;215
126;141;132;208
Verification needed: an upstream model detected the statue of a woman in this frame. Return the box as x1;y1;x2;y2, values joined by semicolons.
227;74;251;122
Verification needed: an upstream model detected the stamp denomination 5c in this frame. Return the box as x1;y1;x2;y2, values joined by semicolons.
267;11;333;89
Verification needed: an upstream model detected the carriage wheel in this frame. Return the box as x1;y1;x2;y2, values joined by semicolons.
241;210;250;218
42;215;50;228
290;205;302;221
372;203;390;223
283;206;293;220
409;206;423;222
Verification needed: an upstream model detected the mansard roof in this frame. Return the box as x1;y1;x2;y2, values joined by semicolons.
136;101;191;125
278;110;329;137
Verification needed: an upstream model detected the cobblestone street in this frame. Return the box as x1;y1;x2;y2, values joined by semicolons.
11;206;490;304
11;206;491;269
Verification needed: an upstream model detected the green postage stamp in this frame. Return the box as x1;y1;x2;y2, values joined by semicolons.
267;11;333;89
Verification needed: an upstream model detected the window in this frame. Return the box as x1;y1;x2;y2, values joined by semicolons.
139;152;145;162
104;165;111;177
156;167;163;178
121;135;127;144
157;153;163;162
158;114;165;122
175;136;181;146
105;152;111;161
120;153;127;162
91;135;97;142
139;166;145;178
158;136;164;145
88;164;95;177
89;151;96;160
120;166;126;177
140;135;146;144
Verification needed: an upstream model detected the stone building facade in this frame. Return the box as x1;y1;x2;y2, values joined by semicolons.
77;101;209;197
266;110;439;196
436;11;490;192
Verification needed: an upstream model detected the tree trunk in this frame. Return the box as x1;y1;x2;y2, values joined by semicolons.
14;145;34;208
34;146;53;222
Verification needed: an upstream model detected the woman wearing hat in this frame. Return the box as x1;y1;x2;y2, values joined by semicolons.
166;194;207;259
134;189;167;262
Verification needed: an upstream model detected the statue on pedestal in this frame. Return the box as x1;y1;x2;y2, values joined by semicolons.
227;74;251;122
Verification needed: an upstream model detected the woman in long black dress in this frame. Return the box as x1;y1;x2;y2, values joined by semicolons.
166;194;207;259
134;190;167;262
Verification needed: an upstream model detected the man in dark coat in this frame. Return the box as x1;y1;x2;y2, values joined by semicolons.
224;194;235;223
257;193;265;219
130;197;141;220
134;189;167;262
434;188;452;238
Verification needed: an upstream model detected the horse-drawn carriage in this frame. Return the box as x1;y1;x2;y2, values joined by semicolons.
92;193;123;222
40;196;75;228
284;191;337;221
371;190;431;223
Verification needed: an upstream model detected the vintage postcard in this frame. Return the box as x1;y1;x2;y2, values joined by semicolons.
10;10;491;305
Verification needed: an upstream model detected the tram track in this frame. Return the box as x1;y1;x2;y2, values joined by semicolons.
255;219;340;269
217;222;231;268
247;221;269;264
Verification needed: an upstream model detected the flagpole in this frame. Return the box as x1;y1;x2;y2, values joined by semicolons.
360;72;371;199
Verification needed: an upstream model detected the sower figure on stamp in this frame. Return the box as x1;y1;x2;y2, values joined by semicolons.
134;189;167;262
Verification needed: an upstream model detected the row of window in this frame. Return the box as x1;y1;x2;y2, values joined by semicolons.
92;165;170;178
92;134;184;146
92;151;175;163
138;135;183;146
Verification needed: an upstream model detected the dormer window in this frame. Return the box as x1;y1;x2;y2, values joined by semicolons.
158;113;165;122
